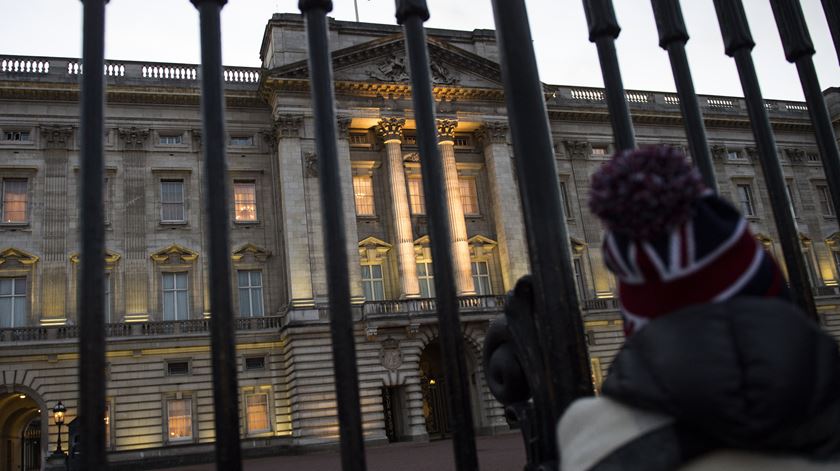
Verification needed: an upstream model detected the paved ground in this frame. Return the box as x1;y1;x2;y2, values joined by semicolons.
164;433;526;471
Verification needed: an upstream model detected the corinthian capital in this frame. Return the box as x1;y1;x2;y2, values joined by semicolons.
475;122;508;147
337;115;353;139
436;119;458;143
274;114;304;139
41;126;74;149
117;127;150;150
377;117;405;143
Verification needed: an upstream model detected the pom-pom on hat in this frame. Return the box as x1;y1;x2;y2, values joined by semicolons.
589;146;790;336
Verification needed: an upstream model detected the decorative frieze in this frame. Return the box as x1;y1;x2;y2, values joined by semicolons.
117;127;150;150
274;114;304;139
377;117;405;143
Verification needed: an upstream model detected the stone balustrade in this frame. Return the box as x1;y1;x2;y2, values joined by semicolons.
0;54;260;90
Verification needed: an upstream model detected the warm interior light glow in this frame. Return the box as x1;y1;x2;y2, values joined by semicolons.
19;394;26;399
429;379;436;385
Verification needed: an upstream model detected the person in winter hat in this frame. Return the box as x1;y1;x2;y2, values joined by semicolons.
557;146;840;471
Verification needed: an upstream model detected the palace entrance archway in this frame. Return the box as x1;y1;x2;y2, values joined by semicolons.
0;387;48;471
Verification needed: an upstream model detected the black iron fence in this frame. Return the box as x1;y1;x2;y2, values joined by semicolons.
71;0;839;469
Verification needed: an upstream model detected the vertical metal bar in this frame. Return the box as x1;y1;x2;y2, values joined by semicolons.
770;0;840;235
582;0;636;151
190;1;243;468
78;0;108;469
651;0;717;191
395;1;478;470
298;2;367;471
713;0;818;321
491;0;594;460
820;0;840;66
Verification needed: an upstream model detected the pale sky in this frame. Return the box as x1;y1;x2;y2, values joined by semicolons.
1;0;837;101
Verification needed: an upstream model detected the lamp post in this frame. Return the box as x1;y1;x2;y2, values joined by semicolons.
52;401;66;456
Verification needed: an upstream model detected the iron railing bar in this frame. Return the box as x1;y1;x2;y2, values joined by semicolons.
491;0;594;460
78;0;108;468
820;0;840;66
190;1;243;469
770;0;840;234
651;0;717;191
396;1;479;469
583;0;636;151
299;2;368;470
713;0;818;321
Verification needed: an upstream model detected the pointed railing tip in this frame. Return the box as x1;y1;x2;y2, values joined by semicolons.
396;0;430;24
299;0;333;13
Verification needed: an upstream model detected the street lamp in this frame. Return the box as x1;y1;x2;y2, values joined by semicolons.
52;401;66;456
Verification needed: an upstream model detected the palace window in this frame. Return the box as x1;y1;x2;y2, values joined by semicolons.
2;178;28;223
167;360;190;376
471;261;492;295
104;401;112;449
817;185;835;216
104;273;112;323
417;261;435;298
559;180;572;219
233;181;257;222
573;258;587;300
727;150;745;161
0;277;26;328
786;183;797;218
3;131;30;142
237;270;264;317
353;175;375;216
159;134;183;145
736;184;755;216
162;272;189;320
591;146;608;156
245;392;270;434
407;177;425;215
160;180;186;222
230;135;254;146
361;263;385;301
833;251;840;282
459;177;479;215
245;356;266;371
166;398;193;441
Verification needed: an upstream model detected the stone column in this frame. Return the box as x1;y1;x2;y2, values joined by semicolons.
477;123;529;291
40;126;74;325
275;115;315;307
377;118;420;298
437;119;475;296
336;116;364;304
119;127;151;322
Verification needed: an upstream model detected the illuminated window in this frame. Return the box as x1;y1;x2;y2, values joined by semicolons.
407;177;425;215
159;134;182;145
353;175;375;216
0;277;26;328
233;182;257;222
817;185;835;216
245;392;270;434
162;272;189;321
2;178;27;223
459;177;479;215
104;402;111;449
237;270;264;317
361;264;385;301
471;261;492;295
166;398;193;441
736;184;755;216
160;180;185;222
417;261;435;298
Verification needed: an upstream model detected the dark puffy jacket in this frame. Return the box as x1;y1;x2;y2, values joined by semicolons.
602;297;840;460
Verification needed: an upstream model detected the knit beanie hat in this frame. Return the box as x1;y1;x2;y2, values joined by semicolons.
589;146;790;336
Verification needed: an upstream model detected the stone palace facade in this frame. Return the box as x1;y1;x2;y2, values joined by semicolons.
1;13;839;469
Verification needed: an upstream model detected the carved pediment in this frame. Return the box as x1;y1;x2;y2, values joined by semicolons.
69;249;121;266
754;233;774;250
570;237;587;254
468;235;497;258
0;247;39;267
150;244;198;264
231;243;271;263
265;34;504;92
799;232;812;247
826;232;840;248
359;236;392;262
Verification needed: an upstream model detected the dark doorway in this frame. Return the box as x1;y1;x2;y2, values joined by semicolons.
420;340;452;439
21;419;40;471
381;386;407;442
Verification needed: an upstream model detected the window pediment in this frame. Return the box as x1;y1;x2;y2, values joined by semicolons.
0;247;39;267
69;249;121;266
570;237;587;255
231;243;271;263
151;244;199;264
359;236;392;263
468;235;497;259
826;232;840;248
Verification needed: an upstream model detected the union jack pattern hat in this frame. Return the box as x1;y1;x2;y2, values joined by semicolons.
589;146;790;336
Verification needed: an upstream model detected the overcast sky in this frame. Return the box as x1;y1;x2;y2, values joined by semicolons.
0;0;837;101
